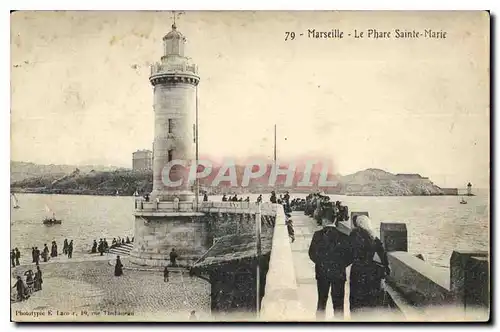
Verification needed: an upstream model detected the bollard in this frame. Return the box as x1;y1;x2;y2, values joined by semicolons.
380;223;407;252
450;250;489;310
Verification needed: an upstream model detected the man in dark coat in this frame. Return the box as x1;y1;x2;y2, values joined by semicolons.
169;248;178;267
11;250;16;268
34;266;43;291
308;220;353;320
15;248;21;266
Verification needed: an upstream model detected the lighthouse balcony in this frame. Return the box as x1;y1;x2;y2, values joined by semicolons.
150;62;198;76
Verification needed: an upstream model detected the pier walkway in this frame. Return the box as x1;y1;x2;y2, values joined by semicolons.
289;211;351;320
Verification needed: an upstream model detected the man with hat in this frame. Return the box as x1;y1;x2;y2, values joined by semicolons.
308;216;353;320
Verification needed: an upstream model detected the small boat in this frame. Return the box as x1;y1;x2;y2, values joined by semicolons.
460;197;468;204
43;218;62;225
43;207;61;225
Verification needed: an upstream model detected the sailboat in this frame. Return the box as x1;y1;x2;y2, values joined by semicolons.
11;193;20;209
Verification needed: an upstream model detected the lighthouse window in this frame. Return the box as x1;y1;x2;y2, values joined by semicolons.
168;149;173;162
168;119;173;133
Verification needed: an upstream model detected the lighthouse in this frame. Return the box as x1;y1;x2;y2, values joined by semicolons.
150;22;200;203
467;182;472;196
130;21;209;267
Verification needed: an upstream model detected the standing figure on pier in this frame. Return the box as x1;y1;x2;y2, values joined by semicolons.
308;216;353;320
256;194;262;203
67;240;74;259
114;256;123;277
349;215;390;316
270;191;277;203
51;241;58;257
14;248;20;266
203;193;208;202
169;248;178;267
173;195;180;211
63;239;69;255
11;249;16;267
91;240;97;253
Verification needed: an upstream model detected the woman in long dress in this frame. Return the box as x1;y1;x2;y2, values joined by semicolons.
114;256;123;277
34;266;43;291
349;215;390;316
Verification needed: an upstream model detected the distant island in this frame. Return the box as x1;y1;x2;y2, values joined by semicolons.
10;161;457;197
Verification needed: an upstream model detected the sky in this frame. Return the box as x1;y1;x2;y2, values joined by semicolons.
10;11;490;188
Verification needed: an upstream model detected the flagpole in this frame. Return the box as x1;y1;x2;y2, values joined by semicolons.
195;85;200;211
274;124;277;194
255;201;262;317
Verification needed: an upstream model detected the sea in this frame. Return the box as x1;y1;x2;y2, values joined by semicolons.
10;191;489;268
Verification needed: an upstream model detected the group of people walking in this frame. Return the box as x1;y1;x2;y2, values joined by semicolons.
12;266;43;302
11;239;74;268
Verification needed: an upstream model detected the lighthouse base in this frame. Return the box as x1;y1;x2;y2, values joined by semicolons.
129;213;212;267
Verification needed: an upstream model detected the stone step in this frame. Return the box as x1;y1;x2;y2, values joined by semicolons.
108;244;134;256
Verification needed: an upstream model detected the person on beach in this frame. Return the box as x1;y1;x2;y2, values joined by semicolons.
13;276;26;301
24;270;34;292
169;248;178;267
51;241;58;257
114;256;123;277
31;247;36;263
68;240;73;259
15;248;21;266
126;237;130;244
163;266;169;282
222;194;227;202
34;247;40;265
349;215;390;316
42;244;49;262
91;240;97;253
11;250;16;268
308;215;353;320
104;239;109;252
34;266;43;291
203;193;208;202
63;239;69;255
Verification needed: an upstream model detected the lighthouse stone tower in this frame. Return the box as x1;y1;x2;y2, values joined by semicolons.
130;23;210;267
150;23;199;202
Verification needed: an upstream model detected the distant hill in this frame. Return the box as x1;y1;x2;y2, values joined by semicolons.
339;168;444;196
10;161;127;184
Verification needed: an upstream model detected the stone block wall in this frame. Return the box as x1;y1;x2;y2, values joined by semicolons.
130;215;210;266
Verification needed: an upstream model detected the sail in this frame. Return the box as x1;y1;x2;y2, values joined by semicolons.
12;194;18;205
11;193;19;207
